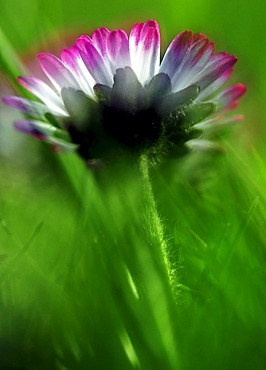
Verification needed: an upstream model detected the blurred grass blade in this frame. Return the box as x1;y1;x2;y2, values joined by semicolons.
0;26;27;78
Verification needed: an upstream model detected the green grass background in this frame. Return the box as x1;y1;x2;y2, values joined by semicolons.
0;0;266;369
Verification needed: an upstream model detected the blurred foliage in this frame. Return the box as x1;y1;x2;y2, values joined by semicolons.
0;0;265;369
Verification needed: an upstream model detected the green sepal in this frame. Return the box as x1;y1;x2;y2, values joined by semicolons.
61;88;100;132
159;84;200;116
182;102;216;126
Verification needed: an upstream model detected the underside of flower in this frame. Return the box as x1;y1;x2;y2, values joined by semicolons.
3;20;246;163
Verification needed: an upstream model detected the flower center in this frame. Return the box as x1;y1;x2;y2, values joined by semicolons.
102;105;161;149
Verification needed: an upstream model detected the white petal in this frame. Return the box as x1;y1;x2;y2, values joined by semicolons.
18;76;68;116
129;20;160;85
37;53;80;91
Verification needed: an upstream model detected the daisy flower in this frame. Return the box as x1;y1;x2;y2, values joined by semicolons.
3;20;246;162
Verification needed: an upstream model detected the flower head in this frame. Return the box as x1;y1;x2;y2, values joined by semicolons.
3;20;246;163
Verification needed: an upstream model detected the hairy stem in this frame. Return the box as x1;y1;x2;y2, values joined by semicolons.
139;155;177;293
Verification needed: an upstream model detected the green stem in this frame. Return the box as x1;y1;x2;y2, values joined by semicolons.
139;154;175;291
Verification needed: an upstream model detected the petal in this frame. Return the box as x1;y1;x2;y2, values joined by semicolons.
194;114;244;131
37;53;80;92
214;83;246;110
192;33;207;42
77;38;113;86
14;119;56;139
159;31;193;85
186;138;224;152
17;76;68;116
106;30;130;71
172;36;214;91
129;22;144;48
61;46;95;97
196;67;234;101
14;119;77;152
91;27;110;56
2;96;49;117
78;34;91;42
129;20;160;84
189;37;214;66
191;52;237;91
